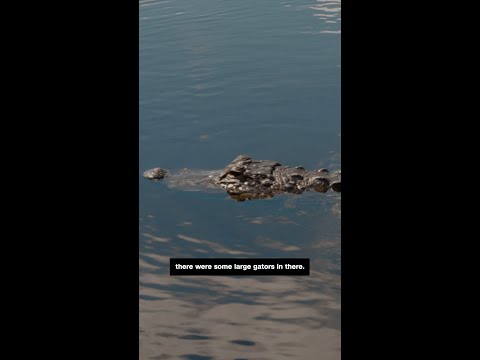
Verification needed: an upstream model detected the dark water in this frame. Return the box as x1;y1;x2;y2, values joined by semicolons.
139;1;341;359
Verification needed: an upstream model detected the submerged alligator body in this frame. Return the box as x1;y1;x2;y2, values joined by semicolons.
144;154;341;201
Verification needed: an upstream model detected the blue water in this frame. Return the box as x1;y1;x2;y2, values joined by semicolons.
140;1;341;359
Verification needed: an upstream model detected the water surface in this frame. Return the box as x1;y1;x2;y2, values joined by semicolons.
140;1;341;359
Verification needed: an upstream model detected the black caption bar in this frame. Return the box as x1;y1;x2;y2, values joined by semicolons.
170;258;309;276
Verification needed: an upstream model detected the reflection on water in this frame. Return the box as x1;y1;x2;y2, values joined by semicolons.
140;273;340;360
140;0;341;359
140;193;341;359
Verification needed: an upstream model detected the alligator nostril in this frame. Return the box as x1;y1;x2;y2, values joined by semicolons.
143;168;167;180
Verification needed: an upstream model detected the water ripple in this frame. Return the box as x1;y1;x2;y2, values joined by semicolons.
140;1;341;359
309;0;341;34
140;273;340;359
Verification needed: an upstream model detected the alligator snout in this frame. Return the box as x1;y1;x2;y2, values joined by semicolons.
143;168;167;180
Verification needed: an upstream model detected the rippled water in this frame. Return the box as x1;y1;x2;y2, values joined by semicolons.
140;1;341;359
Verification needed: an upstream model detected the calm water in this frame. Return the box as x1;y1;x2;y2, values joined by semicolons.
139;1;341;359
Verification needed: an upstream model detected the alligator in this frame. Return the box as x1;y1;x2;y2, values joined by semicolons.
143;154;341;201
